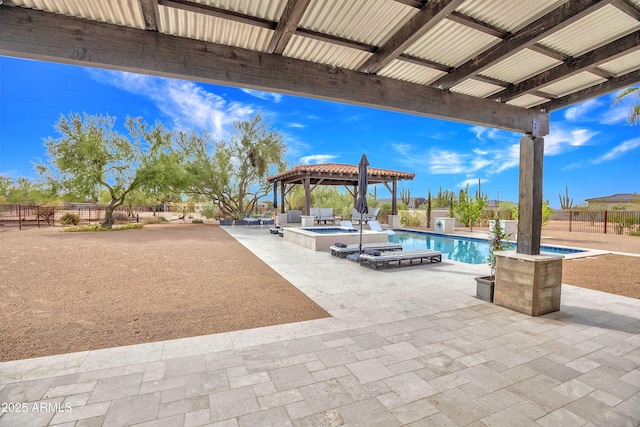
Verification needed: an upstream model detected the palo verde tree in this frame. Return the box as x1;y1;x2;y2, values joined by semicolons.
612;86;640;125
454;184;487;231
179;113;287;219
37;113;177;227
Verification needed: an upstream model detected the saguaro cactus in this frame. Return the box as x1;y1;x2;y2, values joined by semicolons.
559;186;573;209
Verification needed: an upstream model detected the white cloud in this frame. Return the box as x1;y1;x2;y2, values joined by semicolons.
457;178;488;189
544;127;597;156
392;143;412;157
600;104;632;125
300;154;338;164
428;150;467;174
88;70;254;139
240;89;282;103
591;137;640;164
287;122;305;129
564;99;600;121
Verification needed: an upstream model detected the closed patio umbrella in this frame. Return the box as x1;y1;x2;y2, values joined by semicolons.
273;180;278;209
355;154;369;254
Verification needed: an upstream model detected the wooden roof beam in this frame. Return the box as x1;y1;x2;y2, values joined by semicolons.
432;0;612;90
494;30;640;102
0;6;549;135
359;0;465;74
267;0;311;54
538;68;640;112
139;0;160;31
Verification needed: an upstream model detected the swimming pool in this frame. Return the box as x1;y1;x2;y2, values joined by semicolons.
389;229;585;264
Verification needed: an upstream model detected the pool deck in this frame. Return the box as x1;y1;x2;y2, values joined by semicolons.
1;226;639;426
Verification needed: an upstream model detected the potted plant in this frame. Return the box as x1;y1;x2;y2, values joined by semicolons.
476;215;512;302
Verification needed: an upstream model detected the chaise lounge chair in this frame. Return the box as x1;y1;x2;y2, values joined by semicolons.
359;249;442;269
329;242;403;258
368;220;395;235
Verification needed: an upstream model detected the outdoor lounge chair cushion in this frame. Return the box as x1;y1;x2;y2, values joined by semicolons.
334;242;347;248
329;242;403;258
363;249;381;256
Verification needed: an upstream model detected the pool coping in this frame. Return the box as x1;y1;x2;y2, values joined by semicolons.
392;228;611;260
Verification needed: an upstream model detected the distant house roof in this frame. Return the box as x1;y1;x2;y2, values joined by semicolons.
585;193;640;203
267;163;415;185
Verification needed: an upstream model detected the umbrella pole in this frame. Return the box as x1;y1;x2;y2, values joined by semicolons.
359;213;364;253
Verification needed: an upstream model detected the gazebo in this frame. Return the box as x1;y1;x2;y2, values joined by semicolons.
267;163;415;217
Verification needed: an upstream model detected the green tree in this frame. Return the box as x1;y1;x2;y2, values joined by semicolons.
37;113;176;227
180;113;287;219
454;184;487;231
612;87;640;125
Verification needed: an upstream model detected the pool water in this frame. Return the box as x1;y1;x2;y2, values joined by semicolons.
302;227;358;234
389;230;584;265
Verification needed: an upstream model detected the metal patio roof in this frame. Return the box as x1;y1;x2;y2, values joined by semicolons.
1;0;639;135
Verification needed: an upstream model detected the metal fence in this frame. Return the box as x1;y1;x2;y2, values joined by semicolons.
0;204;155;230
545;210;640;235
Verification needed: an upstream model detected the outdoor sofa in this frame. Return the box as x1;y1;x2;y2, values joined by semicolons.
350;207;380;224
311;207;335;224
359;249;442;269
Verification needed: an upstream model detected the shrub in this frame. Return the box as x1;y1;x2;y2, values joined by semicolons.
400;210;421;227
60;212;80;225
112;212;128;222
192;218;204;224
200;205;217;219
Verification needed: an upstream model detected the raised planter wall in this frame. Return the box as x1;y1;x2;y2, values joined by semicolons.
493;251;563;316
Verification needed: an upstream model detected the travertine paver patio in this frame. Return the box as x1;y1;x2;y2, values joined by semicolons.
1;226;639;426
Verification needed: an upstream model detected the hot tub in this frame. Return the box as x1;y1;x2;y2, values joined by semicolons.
283;226;388;251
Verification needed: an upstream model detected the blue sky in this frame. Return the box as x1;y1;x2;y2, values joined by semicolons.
1;56;638;208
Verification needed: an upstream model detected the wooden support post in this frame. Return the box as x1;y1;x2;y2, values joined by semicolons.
392;180;398;215
517;135;544;255
304;176;311;216
280;181;285;213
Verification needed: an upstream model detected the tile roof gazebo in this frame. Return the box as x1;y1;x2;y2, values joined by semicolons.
267;163;415;217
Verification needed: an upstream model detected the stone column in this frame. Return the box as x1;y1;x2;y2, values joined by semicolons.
517;134;544;255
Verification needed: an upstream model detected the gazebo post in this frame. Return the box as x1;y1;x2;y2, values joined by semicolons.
391;180;398;215
304;176;311;215
352;185;357;207
280;181;285;213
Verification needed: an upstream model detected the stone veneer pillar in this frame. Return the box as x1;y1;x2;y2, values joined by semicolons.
493;252;563;316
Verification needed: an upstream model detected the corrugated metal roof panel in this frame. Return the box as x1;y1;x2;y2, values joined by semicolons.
284;35;372;69
456;0;567;33
299;0;416;46
13;0;144;28
194;0;286;21
507;94;549;108
160;6;273;51
540;71;607;97
405;19;500;67
599;50;640;77
450;79;503;98
539;4;640;57
481;48;562;84
378;60;446;85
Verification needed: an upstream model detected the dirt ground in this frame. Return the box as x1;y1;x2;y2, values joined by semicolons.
0;224;329;361
0;223;638;361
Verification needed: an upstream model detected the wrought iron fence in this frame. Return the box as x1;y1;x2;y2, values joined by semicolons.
0;204;153;230
545;210;640;235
